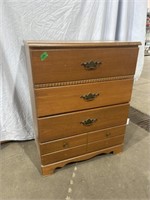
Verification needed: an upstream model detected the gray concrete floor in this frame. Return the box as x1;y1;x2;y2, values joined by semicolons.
1;57;150;200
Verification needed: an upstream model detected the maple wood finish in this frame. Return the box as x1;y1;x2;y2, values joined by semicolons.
88;125;126;143
39;134;87;155
41;144;123;175
35;79;133;117
87;135;124;153
25;41;140;176
41;145;87;165
39;125;126;155
38;104;129;143
31;48;138;84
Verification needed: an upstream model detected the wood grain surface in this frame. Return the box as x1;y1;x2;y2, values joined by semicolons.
41;145;87;165
35;79;133;117
38;103;129;143
39;133;87;155
87;135;124;153
41;144;123;175
39;124;126;155
26;40;141;48
88;125;126;143
31;47;138;84
24;41;140;175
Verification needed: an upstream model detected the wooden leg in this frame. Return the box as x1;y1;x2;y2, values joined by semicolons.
113;145;123;154
41;166;55;176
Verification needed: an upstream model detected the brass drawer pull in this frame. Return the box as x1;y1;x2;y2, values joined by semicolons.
81;93;99;101
80;118;97;126
63;142;69;148
81;61;101;70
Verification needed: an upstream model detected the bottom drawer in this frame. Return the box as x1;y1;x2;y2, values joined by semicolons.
87;135;124;153
41;145;86;165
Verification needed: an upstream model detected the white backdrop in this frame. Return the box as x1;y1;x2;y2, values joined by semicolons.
0;0;147;141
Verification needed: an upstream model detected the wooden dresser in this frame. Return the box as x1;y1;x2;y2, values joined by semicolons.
25;41;140;175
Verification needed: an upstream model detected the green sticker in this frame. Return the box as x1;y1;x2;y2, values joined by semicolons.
40;52;48;61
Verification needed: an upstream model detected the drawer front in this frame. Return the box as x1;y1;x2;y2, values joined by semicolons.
31;47;138;84
35;79;133;117
87;135;124;153
39;134;87;155
38;103;129;143
88;125;126;143
41;145;86;165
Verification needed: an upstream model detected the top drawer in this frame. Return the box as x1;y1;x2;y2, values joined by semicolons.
30;47;139;84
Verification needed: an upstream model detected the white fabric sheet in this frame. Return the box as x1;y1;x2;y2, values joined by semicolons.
0;0;147;141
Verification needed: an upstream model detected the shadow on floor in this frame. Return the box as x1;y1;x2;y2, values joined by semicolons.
18;140;41;173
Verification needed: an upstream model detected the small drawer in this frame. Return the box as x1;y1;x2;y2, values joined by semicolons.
31;47;138;84
39;134;87;155
87;135;124;153
88;125;126;143
41;145;86;165
35;79;133;117
38;103;129;143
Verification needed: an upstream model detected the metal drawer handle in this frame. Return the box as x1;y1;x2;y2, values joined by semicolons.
80;118;97;126
81;93;99;101
81;61;101;70
63;142;69;148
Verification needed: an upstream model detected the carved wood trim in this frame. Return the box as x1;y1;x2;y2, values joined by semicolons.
34;75;134;88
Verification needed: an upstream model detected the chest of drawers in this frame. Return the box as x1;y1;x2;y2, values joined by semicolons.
25;41;140;175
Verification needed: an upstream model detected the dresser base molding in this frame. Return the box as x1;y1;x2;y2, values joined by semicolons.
41;144;123;176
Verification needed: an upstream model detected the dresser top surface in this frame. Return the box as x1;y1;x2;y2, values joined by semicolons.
25;40;141;48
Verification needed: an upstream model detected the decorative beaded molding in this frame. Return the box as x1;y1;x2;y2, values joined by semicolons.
34;75;134;88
